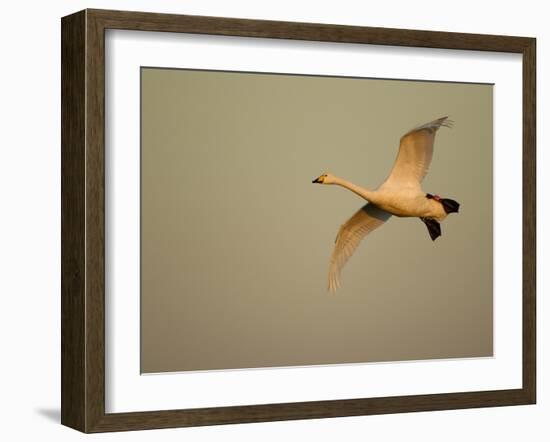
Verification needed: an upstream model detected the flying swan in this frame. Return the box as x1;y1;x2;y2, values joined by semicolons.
312;116;460;291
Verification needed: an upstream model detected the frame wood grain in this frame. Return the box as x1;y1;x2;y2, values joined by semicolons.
61;8;536;433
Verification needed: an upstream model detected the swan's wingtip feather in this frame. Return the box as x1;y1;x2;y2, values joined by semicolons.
432;116;454;130
441;117;454;129
403;116;455;138
328;274;340;292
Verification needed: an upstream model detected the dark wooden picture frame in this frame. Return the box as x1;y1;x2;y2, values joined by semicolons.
61;8;536;433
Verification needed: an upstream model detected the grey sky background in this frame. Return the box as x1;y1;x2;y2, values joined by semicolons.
140;68;493;373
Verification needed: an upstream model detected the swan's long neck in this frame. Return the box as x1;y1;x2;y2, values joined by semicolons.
332;177;378;203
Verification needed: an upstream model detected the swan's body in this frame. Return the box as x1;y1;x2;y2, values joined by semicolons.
312;116;459;291
330;177;447;220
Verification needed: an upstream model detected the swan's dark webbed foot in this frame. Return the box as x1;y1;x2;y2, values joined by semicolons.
426;193;460;214
420;217;441;241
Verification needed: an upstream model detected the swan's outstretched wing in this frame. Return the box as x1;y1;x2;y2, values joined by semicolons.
381;116;453;189
328;204;392;291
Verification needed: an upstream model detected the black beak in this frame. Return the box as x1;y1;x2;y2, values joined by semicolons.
312;177;322;184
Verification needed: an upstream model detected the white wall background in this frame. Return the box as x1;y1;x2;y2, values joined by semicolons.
0;0;545;440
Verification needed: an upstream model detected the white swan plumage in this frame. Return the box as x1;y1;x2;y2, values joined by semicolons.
312;116;459;291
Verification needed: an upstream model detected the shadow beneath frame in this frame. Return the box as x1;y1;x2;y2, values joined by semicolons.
35;408;60;423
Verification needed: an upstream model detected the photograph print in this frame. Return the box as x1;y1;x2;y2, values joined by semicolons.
140;67;493;374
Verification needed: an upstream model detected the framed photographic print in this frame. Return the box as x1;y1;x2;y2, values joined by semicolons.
61;9;536;433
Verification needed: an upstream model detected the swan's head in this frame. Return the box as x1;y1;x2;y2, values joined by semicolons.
312;173;336;185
